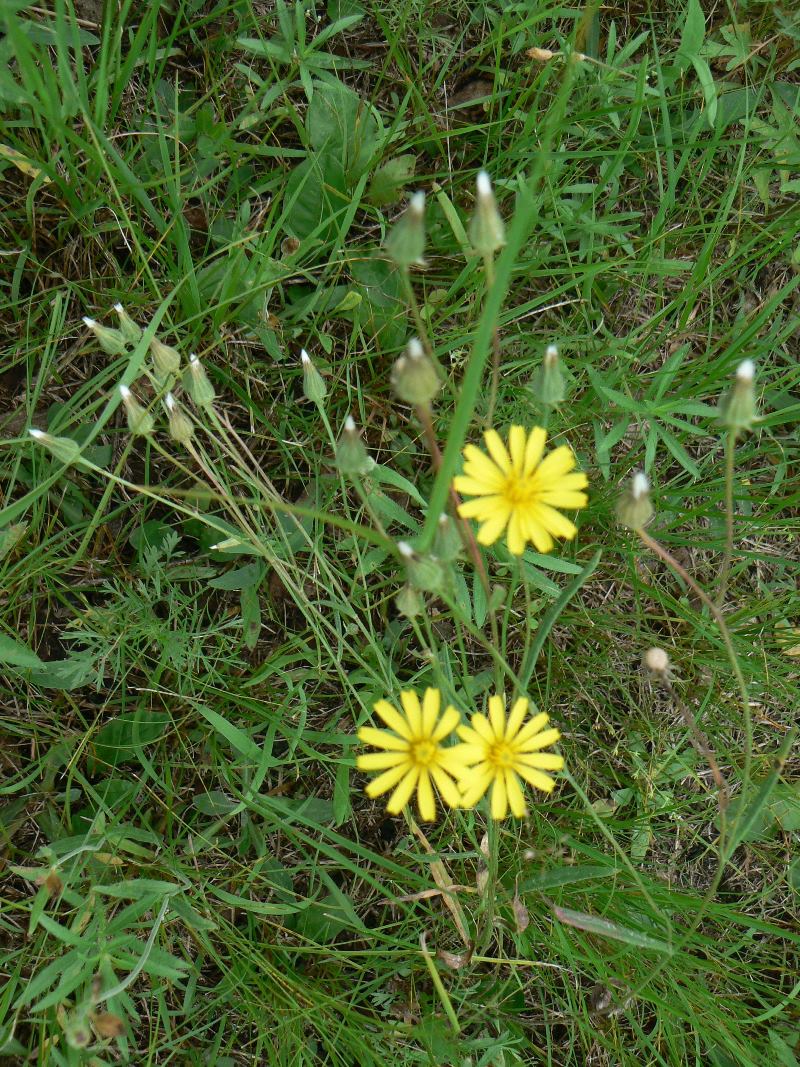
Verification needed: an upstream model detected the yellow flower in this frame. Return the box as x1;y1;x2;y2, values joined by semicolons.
453;426;588;555
456;695;564;819
356;688;467;822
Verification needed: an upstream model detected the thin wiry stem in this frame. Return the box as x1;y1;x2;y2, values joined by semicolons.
717;428;738;607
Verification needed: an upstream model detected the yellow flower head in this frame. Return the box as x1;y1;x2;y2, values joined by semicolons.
456;695;564;819
356;688;467;822
454;426;588;555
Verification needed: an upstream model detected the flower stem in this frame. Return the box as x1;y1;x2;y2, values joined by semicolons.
717;428;738;607
482;253;502;427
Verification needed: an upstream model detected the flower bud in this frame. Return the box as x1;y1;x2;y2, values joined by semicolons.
433;513;462;561
113;303;143;345
398;541;450;595
165;393;193;445
391;338;440;406
384;191;426;268
643;646;671;677
395;583;423;618
533;344;566;406
119;384;154;435
150;336;181;380
615;471;653;530
182;354;216;409
469;170;506;256
300;349;327;405
336;415;372;475
29;427;82;465
83;316;127;356
719;359;756;433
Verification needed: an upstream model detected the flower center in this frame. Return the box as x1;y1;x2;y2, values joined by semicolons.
412;740;437;766
502;474;537;508
489;741;516;768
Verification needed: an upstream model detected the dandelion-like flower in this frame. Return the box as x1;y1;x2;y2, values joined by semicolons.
456;695;564;819
454;426;588;555
357;689;467;821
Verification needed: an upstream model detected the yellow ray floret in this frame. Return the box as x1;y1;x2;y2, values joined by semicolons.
455;694;564;819
356;688;468;822
453;426;588;555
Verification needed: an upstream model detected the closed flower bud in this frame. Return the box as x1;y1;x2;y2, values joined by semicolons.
385;191;426;268
150;336;181;380
395;583;423;618
719;359;756;433
83;316;127;356
113;303;143;344
119;384;154;435
336;415;372;475
182;354;216;408
433;513;462;561
391;338;440;406
469;170;506;256
616;471;654;530
533;344;566;406
300;349;327;405
29;427;82;465
165;393;193;445
398;541;450;595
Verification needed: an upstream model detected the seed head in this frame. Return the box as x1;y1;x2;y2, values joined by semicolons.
119;384;154;435
83;316;127;356
182;353;216;409
300;349;327;406
469;170;506;256
150;336;181;380
113;303;143;345
391;338;440;406
335;415;372;475
532;342;566;406
385;191;426;268
719;359;756;432
616;471;654;530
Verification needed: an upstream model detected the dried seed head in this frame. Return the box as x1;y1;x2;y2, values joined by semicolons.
643;646;670;675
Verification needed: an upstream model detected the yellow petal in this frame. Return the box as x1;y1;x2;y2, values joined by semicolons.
456;724;483;745
488;695;505;738
505;770;527;818
468;712;496;744
490;775;508;819
518;752;564;771
437;746;475;774
538;490;588;510
357;726;409;751
386;767;420;813
508;425;527;474
516;765;555;792
453;475;498;497
459;765;494;807
513;711;549;746
400;691;422;735
477;509;511;545
357;751;408;770
506;510;527;555
431;765;461;809
457;495;505;519
483;429;511;474
416;769;436;822
421;688;441;736
524;427;547;475
532;504;577;540
463;444;506;487
534;444;577;481
373;699;413;739
518;727;561;752
525;516;554;554
366;761;411;798
431;704;460;741
449;742;485;764
505;697;529;741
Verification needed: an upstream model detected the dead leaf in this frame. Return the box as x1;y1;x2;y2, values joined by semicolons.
411;820;471;947
0;143;51;182
512;886;529;933
90;1011;125;1038
436;947;472;970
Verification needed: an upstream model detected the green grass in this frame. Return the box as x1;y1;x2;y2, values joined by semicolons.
1;0;800;1063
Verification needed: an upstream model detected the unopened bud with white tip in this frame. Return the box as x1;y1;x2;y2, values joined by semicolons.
119;384;154;435
616;470;654;530
720;359;756;432
113;303;143;345
385;190;427;268
150;336;181;380
29;427;83;464
182;353;216;409
391;337;440;406
335;414;372;475
469;170;506;257
164;392;193;445
300;348;327;406
83;316;127;356
533;342;566;406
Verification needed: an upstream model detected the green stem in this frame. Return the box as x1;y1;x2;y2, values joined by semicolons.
717;428;738;607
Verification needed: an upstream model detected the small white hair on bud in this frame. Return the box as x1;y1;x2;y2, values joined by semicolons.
82;317;96;328
736;359;755;382
476;170;493;198
397;541;414;559
410;191;425;213
300;349;311;365
644;647;670;674
632;471;650;499
189;352;200;366
344;415;356;432
165;392;177;410
545;344;559;360
406;337;424;359
113;302;124;313
438;513;449;526
119;384;132;401
29;427;47;440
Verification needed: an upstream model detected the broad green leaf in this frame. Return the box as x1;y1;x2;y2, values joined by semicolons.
195;704;261;760
679;0;705;61
0;634;43;670
553;905;672;954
